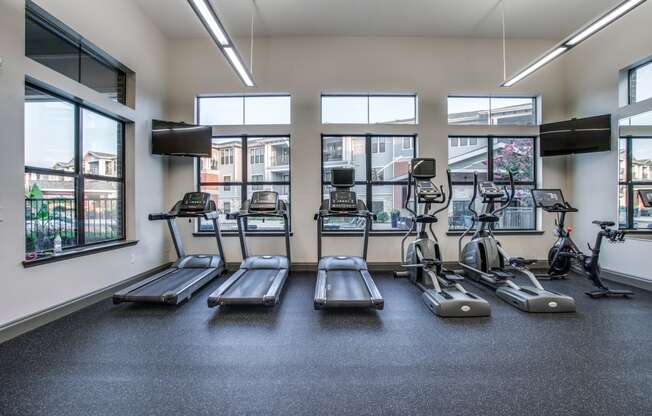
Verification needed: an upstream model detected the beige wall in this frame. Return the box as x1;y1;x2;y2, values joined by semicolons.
0;0;169;327
165;35;571;264
564;2;652;280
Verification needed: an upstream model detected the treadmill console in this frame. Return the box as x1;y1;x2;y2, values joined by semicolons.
478;182;505;199
416;181;442;202
329;190;358;212
249;190;280;212
638;189;652;208
179;192;212;213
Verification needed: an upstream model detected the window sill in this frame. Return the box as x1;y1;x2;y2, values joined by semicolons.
23;240;138;268
446;230;544;236
321;231;416;237
194;232;294;237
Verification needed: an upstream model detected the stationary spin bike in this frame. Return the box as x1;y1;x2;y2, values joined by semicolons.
395;158;491;317
532;189;634;299
459;172;576;313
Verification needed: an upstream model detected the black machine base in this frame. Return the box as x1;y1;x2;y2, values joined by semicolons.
586;289;634;299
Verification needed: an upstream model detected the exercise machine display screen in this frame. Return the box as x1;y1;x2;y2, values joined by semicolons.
416;181;441;200
638;189;652;208
331;168;355;188
329;190;358;211
249;191;279;212
411;158;436;179
180;192;211;212
532;189;565;208
478;182;504;199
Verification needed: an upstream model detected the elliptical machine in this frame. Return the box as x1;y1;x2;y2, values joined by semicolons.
459;172;576;313
532;189;633;299
395;158;491;317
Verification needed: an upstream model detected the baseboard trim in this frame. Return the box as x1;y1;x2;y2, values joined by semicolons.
601;268;652;292
0;262;172;345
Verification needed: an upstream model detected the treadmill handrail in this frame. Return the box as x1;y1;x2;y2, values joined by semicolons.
234;201;291;266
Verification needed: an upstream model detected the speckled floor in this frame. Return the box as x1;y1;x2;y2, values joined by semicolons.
0;271;650;416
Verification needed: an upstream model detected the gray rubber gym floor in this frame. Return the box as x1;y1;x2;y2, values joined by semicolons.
0;271;650;416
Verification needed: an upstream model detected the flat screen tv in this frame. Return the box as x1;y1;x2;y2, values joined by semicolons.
152;119;212;157
540;114;611;157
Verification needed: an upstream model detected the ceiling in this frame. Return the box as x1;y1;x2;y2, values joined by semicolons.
135;0;624;40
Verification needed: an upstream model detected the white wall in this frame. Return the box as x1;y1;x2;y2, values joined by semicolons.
0;0;169;327
165;35;571;264
564;3;652;280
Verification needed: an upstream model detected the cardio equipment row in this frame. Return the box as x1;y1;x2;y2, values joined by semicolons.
113;160;636;316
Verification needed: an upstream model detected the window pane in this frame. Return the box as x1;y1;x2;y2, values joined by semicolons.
198;97;244;125
369;96;416;124
490;98;536;126
200;138;243;182
447;97;490;125
25;16;80;81
25;86;75;171
494;186;535;230
199;185;242;232
619;138;627;182
25;173;77;255
322;136;366;182
634;186;652;229
619;185;628;229
371;184;412;231
631;61;652;103
322;96;367;124
80;49;126;104
82;109;122;178
371;136;413;182
244;96;291;125
631;139;652;181
448;137;488;182
247;137;290;181
448;185;483;230
84;180;123;243
321;185;367;231
493;138;535;182
245;185;290;231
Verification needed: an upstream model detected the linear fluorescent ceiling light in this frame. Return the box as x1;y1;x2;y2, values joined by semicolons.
501;0;646;87
187;0;255;87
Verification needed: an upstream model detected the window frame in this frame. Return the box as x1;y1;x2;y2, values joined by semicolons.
448;135;537;232
620;135;652;231
195;94;292;126
447;95;538;126
24;82;127;254
320;93;418;125
628;60;652;105
320;133;418;235
196;134;292;235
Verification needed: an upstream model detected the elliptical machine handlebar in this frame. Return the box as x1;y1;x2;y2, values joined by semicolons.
468;172;480;219
492;171;515;217
433;169;453;217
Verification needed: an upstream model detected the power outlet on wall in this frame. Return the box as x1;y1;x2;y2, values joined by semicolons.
130;254;136;264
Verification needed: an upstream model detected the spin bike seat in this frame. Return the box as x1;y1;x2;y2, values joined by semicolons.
592;220;615;228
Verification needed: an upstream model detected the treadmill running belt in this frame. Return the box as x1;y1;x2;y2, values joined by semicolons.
325;270;370;301
126;268;214;302
223;269;280;299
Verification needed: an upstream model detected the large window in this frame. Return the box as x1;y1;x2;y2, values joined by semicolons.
321;94;417;124
321;135;417;233
629;60;652;104
197;95;291;126
447;96;537;126
25;3;128;104
25;84;125;258
448;136;536;231
197;136;291;233
619;137;652;230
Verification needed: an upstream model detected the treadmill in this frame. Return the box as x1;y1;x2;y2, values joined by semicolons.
113;192;225;305
313;168;384;310
207;191;290;307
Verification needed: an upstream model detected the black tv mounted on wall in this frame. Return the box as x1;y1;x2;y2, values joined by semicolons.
152;119;212;157
539;114;611;157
